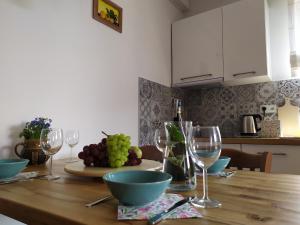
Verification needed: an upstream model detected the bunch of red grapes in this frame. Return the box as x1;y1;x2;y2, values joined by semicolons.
78;138;141;167
78;138;109;167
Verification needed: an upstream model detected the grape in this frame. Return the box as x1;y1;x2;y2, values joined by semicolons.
131;146;142;158
83;146;90;156
78;152;85;159
92;148;100;157
107;134;131;168
84;156;93;166
101;138;107;145
124;148;142;166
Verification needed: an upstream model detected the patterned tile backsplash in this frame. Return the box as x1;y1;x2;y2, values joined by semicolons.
138;77;300;144
139;78;185;145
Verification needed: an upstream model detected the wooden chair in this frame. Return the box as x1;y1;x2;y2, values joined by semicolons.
140;145;163;162
139;146;272;173
221;148;272;173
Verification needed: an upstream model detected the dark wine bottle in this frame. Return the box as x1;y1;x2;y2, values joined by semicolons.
173;101;182;122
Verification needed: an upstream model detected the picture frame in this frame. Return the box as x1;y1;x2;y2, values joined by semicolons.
93;0;123;33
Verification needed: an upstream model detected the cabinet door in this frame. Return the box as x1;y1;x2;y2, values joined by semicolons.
172;8;223;86
242;144;300;175
223;0;269;82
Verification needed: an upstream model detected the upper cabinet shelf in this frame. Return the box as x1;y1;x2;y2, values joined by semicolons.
172;0;291;87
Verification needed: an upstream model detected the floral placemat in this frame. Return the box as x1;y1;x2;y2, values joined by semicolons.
118;193;202;220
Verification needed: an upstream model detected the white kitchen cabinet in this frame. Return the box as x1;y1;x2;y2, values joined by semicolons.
223;0;270;84
242;144;300;175
172;0;291;87
223;0;291;85
172;8;223;87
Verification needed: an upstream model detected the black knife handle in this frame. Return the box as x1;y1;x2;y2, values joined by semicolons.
148;198;190;225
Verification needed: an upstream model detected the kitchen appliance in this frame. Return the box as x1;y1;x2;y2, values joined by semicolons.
241;114;262;136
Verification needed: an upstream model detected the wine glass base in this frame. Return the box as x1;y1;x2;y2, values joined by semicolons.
65;158;78;163
40;175;60;180
191;197;221;208
168;183;196;192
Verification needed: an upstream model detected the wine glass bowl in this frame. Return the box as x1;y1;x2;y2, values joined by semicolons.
40;128;63;180
189;126;222;208
154;128;167;153
65;130;79;163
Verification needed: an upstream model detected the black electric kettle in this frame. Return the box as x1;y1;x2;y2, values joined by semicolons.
241;114;262;136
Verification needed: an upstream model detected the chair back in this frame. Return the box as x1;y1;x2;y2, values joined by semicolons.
139;145;163;162
221;148;272;173
139;146;272;173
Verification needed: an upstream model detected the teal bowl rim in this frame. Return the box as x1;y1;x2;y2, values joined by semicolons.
217;156;231;161
0;159;29;164
103;170;172;185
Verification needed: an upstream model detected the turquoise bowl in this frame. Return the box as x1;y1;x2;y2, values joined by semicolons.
103;170;172;206
0;159;29;179
207;156;231;174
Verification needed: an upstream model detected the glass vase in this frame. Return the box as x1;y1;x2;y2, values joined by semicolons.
163;121;196;191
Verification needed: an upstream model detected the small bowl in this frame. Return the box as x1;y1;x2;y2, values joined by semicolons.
0;159;29;179
207;156;231;174
103;170;172;206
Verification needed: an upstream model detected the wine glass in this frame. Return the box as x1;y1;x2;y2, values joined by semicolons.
189;126;222;208
40;128;64;180
65;130;79;163
154;128;167;153
154;128;167;171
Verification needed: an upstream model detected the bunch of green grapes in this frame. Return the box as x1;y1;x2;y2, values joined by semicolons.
107;134;131;168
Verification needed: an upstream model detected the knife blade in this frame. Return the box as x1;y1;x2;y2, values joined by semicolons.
85;195;113;207
148;197;192;225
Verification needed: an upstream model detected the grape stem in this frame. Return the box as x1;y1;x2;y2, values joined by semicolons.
102;131;109;137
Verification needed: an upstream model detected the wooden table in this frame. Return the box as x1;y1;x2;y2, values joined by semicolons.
1;160;300;225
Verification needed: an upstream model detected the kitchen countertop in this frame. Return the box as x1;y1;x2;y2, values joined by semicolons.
222;137;300;145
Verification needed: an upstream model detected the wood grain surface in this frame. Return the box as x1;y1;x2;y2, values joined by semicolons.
1;160;300;225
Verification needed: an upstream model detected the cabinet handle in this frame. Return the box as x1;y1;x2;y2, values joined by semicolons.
257;152;287;156
272;153;287;156
232;71;256;77
181;74;213;81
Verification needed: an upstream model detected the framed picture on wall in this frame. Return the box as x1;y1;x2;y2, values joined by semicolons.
93;0;123;33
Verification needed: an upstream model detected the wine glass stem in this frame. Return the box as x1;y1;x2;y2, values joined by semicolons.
49;155;53;176
70;146;73;159
202;168;209;200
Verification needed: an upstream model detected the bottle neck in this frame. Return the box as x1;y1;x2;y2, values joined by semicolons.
174;106;182;121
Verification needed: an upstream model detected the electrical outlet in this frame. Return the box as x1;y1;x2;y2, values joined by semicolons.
260;105;277;114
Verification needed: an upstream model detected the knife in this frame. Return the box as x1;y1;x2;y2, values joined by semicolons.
148;197;192;225
85;195;113;207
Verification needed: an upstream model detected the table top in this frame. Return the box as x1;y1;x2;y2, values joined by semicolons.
1;160;300;225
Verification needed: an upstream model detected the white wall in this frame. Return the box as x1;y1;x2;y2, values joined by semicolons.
0;0;182;159
185;0;240;17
